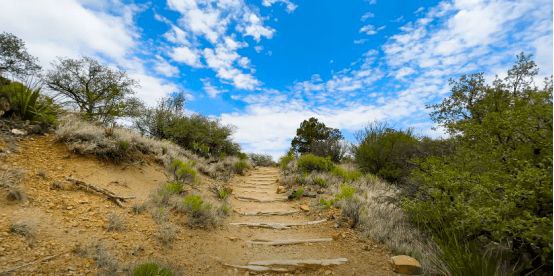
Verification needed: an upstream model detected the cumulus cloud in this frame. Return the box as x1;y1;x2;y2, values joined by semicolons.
0;0;181;106
360;24;385;35
164;0;285;90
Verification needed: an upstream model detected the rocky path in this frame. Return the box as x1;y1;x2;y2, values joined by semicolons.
219;167;393;275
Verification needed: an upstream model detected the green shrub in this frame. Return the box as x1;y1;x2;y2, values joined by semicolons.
132;262;173;276
319;198;335;209
353;123;419;183
279;152;295;169
170;159;198;184
162;181;183;195
330;166;361;182
312;175;327;187
335;183;355;201
183;195;217;228
291;117;345;162
288;187;304;200
249;153;275;166
297;154;335;173
135;94;240;158
232;160;249;175
118;140;130;152
0;82;59;125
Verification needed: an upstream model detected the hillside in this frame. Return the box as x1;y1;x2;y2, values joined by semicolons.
0;129;396;275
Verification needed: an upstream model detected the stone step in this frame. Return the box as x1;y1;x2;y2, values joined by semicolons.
229;219;326;229
224;258;348;273
247;237;333;246
235;210;299;216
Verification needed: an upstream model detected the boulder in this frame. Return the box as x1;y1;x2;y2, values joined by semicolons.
276;186;286;194
10;129;26;136
390;255;422;275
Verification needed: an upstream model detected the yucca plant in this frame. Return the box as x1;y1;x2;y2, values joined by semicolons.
0;82;58;125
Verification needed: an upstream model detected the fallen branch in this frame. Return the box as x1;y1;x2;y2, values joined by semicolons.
66;177;134;207
223;264;289;272
249;258;348;267
248;237;333;246
0;251;68;275
229;219;326;230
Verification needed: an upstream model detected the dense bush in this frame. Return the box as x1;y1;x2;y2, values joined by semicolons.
248;153;275;166
278;151;295;169
404;54;553;274
232;159;250;175
0;82;59;125
297;154;335;173
132;262;173;276
182;194;218;228
135;94;240;158
353;123;419;183
291;117;345;162
170;159;199;184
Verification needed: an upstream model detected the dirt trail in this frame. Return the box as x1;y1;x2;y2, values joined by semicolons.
219;167;393;275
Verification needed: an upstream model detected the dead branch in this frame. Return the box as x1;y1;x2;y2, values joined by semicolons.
65;177;134;207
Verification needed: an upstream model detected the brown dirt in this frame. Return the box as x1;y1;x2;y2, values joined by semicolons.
0;134;393;275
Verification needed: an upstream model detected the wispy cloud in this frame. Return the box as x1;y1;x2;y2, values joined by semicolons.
222;0;553;157
262;0;298;13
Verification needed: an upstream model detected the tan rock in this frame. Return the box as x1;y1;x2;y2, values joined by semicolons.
276;186;286;194
390;255;422;275
299;204;310;212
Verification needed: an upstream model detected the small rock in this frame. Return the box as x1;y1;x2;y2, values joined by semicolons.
324;270;333;275
390;255;423;275
226;236;239;241
11;129;27;135
276;186;286;194
299;204;310;212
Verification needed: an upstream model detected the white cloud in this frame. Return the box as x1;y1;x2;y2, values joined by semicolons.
360;24;385;35
165;0;281;90
361;11;375;21
170;45;202;67
201;78;227;97
154;56;179;77
262;0;298;13
0;0;183;106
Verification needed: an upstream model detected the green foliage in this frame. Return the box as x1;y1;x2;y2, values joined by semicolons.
278;151;295;169
297;154;335;173
353;123;419;183
312;175;327;187
118;140;130;152
319;198;335;209
183;194;217;228
183;195;206;212
46;57;141;124
288;187;304;200
249;153;275;166
162;181;183;195
232;160;249;175
0;32;41;78
132;262;173;276
0;82;59;125
330;166;362;182
135;94;240;158
335;183;356;201
405;54;553;274
291;117;345;162
170;159;198;184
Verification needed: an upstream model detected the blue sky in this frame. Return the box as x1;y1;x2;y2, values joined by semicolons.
1;0;552;158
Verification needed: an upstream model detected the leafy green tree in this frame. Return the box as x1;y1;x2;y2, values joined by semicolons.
405;53;553;274
45;57;140;123
0;32;41;78
291;117;344;162
136;93;240;158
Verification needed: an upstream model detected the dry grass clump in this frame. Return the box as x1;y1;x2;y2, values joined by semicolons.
131;202;148;215
156;223;177;246
106;213;125;232
9;220;36;240
182;194;219;228
1;166;26;202
92;242;120;274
